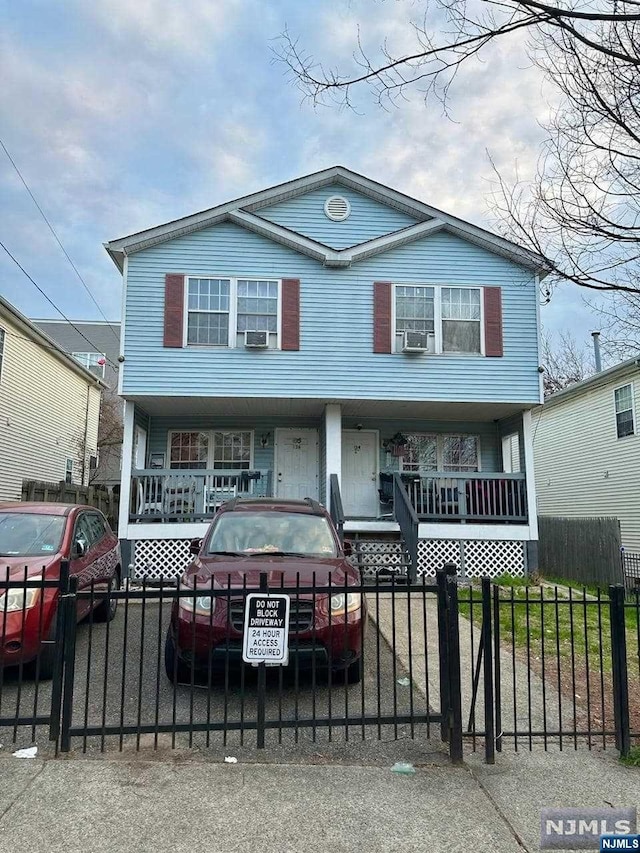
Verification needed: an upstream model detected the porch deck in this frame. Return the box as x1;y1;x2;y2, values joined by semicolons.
129;469;528;525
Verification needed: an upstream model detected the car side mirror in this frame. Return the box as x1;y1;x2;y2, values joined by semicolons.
189;538;202;555
74;539;87;558
342;539;353;557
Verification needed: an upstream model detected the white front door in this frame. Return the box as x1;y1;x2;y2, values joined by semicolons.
341;430;379;517
133;426;147;470
275;429;319;500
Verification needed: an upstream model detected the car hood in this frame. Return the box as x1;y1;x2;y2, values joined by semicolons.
0;554;60;580
186;555;356;589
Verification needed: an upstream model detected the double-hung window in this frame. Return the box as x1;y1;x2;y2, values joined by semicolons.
212;431;252;470
185;277;280;348
394;285;482;354
442;435;479;471
614;384;635;438
169;432;209;469
186;278;230;346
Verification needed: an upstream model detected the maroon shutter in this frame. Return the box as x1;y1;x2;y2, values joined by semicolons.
281;278;300;351
163;274;185;348
484;286;504;357
373;282;392;353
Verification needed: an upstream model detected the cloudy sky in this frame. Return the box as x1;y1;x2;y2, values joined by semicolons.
0;0;597;354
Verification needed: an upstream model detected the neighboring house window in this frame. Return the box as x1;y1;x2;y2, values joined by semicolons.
0;327;4;381
186;278;230;346
72;352;106;378
441;288;481;354
614;384;635;438
169;432;209;469
400;433;479;472
394;285;482;354
65;458;74;484
213;431;252;470
185;277;280;348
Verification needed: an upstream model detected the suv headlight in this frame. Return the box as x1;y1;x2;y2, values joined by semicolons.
329;592;361;616
179;582;216;616
0;576;43;613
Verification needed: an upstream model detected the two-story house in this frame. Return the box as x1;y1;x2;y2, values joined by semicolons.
0;294;103;500
105;167;545;580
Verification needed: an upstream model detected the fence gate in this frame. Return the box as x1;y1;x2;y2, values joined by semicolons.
461;579;639;761
43;569;464;759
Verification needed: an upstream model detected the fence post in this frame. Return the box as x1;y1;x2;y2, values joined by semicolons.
60;576;79;753
445;570;464;764
48;560;70;744
436;568;450;743
481;577;495;765
256;571;268;749
609;584;631;758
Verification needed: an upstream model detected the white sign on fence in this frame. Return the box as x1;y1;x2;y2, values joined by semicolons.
242;593;290;665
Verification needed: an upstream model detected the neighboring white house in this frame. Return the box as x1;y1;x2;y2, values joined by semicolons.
533;357;640;552
0;294;104;501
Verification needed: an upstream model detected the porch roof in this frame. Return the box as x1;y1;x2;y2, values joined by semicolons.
126;395;530;421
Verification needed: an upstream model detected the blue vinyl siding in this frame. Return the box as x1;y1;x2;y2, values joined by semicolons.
256;185;419;249
123;222;540;403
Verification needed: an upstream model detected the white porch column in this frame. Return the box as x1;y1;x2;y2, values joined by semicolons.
522;409;538;541
118;400;135;537
324;403;342;502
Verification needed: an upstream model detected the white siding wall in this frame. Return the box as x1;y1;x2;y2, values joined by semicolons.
533;370;640;551
0;313;101;501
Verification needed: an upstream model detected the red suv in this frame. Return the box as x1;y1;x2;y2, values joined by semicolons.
165;498;366;684
0;503;121;677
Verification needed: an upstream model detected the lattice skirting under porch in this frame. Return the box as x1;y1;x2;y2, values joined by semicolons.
132;539;192;581
417;539;526;578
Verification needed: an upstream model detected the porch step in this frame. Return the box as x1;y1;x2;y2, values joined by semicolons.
349;535;412;580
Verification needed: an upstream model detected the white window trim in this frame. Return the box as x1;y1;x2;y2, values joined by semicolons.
71;351;106;378
182;276;282;350
613;383;636;439
399;433;482;472
166;429;255;469
391;283;485;356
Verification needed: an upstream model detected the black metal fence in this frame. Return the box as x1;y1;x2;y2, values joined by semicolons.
459;578;640;762
2;565;639;764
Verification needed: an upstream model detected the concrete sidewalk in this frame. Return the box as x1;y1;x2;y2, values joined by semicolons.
0;747;637;853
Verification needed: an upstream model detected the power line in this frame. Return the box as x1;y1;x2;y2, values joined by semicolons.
0;137;120;344
0;240;119;372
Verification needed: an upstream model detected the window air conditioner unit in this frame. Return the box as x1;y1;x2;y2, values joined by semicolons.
402;331;434;353
244;330;269;348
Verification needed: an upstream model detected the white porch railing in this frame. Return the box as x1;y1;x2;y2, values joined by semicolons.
130;469;273;521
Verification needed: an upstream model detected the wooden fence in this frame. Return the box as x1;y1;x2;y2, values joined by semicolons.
21;480;119;532
537;515;624;587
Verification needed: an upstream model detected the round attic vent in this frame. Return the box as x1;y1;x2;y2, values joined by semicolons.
324;195;351;222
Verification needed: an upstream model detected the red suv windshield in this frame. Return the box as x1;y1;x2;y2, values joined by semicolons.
207;511;338;557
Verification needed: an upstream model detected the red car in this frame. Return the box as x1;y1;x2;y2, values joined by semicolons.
0;503;121;677
166;498;367;684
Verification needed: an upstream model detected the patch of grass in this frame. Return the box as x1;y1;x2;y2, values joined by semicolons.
620;746;640;767
458;583;639;674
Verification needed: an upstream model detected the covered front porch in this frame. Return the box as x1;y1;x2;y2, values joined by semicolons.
118;397;537;548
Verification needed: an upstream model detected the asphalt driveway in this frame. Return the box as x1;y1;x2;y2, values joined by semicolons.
0;597;444;762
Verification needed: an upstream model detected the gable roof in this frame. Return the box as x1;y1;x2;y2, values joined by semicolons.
0;295;107;388
540;356;640;411
104;165;549;275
